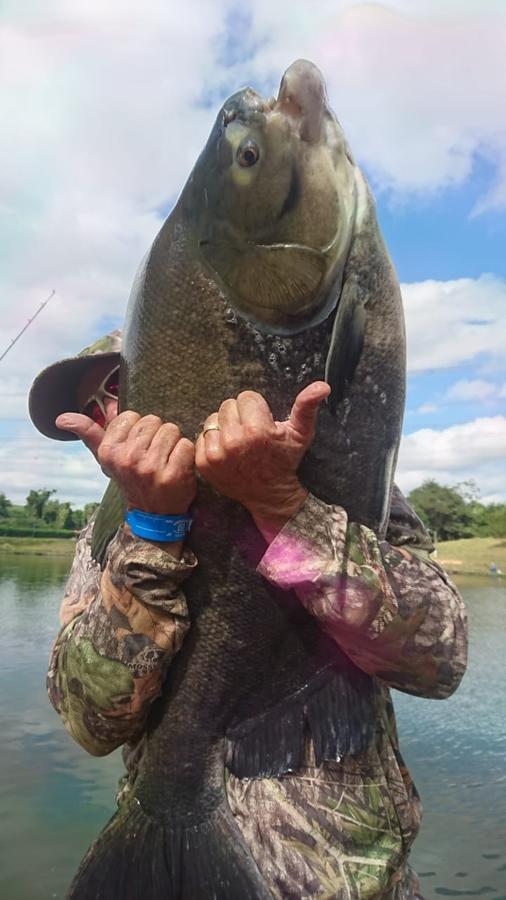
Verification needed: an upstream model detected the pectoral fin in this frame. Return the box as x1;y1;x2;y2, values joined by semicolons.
325;274;365;414
91;479;125;567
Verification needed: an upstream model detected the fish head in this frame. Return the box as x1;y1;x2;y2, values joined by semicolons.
189;60;358;334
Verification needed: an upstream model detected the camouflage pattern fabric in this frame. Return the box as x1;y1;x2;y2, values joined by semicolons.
47;489;467;897
258;490;467;700
77;329;123;358
227;719;423;899
47;523;195;754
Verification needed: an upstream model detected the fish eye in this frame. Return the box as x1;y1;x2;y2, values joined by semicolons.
237;141;259;168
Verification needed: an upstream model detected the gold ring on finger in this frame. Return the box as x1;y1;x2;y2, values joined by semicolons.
203;424;221;436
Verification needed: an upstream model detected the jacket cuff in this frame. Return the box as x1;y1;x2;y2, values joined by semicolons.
257;493;348;590
105;523;197;610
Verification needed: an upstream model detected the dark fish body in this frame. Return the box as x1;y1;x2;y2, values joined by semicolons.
71;61;405;899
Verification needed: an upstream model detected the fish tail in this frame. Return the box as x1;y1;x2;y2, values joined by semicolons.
67;796;271;899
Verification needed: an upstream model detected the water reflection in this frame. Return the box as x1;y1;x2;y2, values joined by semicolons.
0;553;123;900
395;577;506;899
0;551;72;590
0;559;504;899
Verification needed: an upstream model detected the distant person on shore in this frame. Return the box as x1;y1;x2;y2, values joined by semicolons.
29;332;468;899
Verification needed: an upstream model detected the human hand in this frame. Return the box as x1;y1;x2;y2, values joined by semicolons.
56;411;196;515
56;411;108;462
195;381;330;537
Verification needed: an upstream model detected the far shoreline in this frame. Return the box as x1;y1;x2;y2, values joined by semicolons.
434;536;505;579
1;534;505;578
0;536;76;558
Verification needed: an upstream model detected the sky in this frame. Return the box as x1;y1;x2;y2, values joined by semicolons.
1;0;505;508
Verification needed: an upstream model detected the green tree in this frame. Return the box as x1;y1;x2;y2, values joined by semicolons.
72;508;86;530
53;501;76;530
467;500;488;536
84;502;100;523
0;493;12;518
481;504;506;538
25;489;56;520
454;479;481;503
43;499;61;525
408;480;473;541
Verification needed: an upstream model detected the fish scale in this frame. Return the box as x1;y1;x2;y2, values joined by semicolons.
71;59;405;898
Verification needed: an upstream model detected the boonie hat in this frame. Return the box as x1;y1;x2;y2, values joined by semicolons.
28;330;122;441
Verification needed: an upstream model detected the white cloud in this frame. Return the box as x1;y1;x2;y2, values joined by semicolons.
0;0;229;396
0;430;108;507
446;379;506;402
1;3;505;389
240;1;506;204
397;416;506;501
402;276;506;373
400;416;506;467
1;2;506;506
414;402;438;415
3;415;506;509
0;375;31;419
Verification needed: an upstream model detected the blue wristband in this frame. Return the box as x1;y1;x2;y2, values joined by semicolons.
125;509;193;542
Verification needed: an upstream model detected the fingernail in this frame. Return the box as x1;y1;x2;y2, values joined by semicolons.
56;415;76;428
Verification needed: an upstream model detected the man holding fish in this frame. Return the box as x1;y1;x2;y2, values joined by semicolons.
29;59;468;899
30;330;466;900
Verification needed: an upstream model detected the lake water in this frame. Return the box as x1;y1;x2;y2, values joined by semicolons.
0;553;504;899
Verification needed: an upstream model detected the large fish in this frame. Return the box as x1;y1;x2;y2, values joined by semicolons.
71;60;405;899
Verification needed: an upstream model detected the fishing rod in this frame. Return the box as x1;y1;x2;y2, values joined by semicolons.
0;290;55;363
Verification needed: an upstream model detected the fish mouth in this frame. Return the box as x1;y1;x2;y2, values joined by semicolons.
223;60;328;144
274;59;328;143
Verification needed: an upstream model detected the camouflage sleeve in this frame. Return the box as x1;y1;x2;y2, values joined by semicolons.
47;520;196;756
257;487;467;700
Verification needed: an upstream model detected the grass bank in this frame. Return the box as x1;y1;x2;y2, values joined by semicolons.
1;533;505;572
436;536;506;577
0;536;76;557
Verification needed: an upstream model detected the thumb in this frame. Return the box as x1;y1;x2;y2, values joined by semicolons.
55;413;106;460
287;381;331;443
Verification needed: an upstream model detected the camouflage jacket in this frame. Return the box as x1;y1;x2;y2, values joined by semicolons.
47;487;467;899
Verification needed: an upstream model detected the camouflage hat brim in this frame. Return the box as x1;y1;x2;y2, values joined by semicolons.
28;351;120;441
